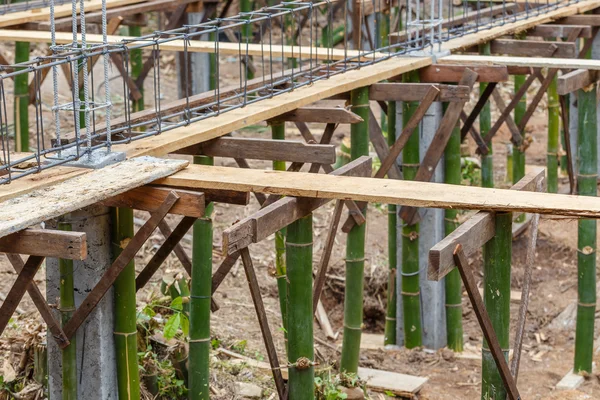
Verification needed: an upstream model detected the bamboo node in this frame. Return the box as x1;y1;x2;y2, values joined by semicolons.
292;357;316;370
445;303;462;308
401;231;419;240
401;291;420;296
189;338;211;343
113;331;137;337
578;246;595;255
385;316;396;321
286;241;314;247
577;302;596;308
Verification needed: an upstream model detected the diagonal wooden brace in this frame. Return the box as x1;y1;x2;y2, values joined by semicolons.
399;68;479;225
490;88;522;146
210;251;241;312
0;256;45;337
516;68;559;135
460;82;495;155
559;95;576;194
135;216;197;291
62;191;180;339
240;248;287;400
453;245;521;400
6;254;70;348
158;219;192;276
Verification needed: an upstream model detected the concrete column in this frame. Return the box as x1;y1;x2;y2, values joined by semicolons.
47;205;117;399
395;102;447;349
177;3;211;98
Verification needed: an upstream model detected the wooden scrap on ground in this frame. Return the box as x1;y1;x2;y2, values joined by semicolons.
357;367;428;398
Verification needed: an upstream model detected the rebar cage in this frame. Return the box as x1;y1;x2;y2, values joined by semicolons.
0;0;578;184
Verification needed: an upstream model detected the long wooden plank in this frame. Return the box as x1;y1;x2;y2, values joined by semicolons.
115;56;432;158
527;24;592;38
156;163;600;219
0;0;146;28
102;186;204;217
269;107;363;124
439;54;600;71
0;229;87;260
174;137;336;164
0;29;387;61
557;69;599;95
368;83;469;102
420;64;508;83
0;157;188;239
441;0;600;51
558;15;600;26
490;38;577;58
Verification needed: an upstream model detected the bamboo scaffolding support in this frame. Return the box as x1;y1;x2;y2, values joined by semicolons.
480;43;493;189
340;86;369;372
130;24;144;113
547;71;560;193
59;221;77;400
14;35;29;152
384;99;397;346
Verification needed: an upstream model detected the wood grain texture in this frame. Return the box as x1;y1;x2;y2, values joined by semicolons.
557;69;599;95
439;54;600;71
102;186;205;217
0;229;87;260
490;39;577;58
368;83;469;102
527;24;592;38
0;157;188;239
269;107;363;124
420;64;508;83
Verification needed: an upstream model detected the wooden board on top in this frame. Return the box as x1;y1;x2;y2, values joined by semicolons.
157;162;600;219
357;367;428;397
0;0;145;28
0;157;188;239
439;54;600;71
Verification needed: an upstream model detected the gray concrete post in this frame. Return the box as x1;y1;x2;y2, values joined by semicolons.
47;204;117;399
395;102;447;349
177;3;211;98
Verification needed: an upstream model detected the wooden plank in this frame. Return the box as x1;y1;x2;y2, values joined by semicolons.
368;83;470;102
63;192;179;339
0;157;188;239
154;185;249;205
269;107;363;124
428;168;544;281
557;69;599;95
399;69;479;224
114;57;432;159
527;24;592;38
0;0;145;28
490;39;577;58
156;162;600;219
102;186;205;217
0;29;388;61
222;157;372;255
558;15;600;26
439;54;600;70
440;0;600;51
556;369;585;390
357;367;428;397
368;110;402;180
0;229;87;260
174;137;336;164
420;64;508;83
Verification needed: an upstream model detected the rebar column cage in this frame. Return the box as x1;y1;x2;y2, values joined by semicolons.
0;0;579;184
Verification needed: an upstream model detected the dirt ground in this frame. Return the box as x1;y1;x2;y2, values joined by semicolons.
1;39;600;399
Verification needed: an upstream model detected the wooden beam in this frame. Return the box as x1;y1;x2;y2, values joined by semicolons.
368;83;470;102
490;39;577;58
428;168;544;281
527;24;592;38
174;137;336;164
558;15;600;26
420;64;508;83
557;69;599;95
439;54;600;71
0;229;87;260
268;107;363;124
102;187;205;217
222;157;372;255
0;158;188;239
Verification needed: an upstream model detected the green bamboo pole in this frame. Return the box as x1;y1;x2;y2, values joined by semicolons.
111;207;140;400
284;4;297;69
286;214;314;400
513;36;526;222
340;87;369;372
377;9;390;134
479;43;493;189
547;71;560;193
384;100;397;346
129;25;144;113
444;106;463;352
481;212;512;399
14;40;30;152
560;95;569;176
189;156;214;400
574;76;597;374
241;0;255;79
59;221;77;400
401;70;421;349
271;122;288;344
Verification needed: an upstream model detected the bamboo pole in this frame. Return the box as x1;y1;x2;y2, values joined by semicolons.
480;42;493;189
241;0;255;79
340;86;369;372
286;214;314;399
401;70;421;349
189;156;213;400
560;95;568;176
14;39;29;152
130;24;144;113
111;207;141;400
574;70;597;374
547;71;560;193
481;212;512;399
444;106;463;352
271;121;288;347
513;35;526;222
59;221;77;400
384;99;397;346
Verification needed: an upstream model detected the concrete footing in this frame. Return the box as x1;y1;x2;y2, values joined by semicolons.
46;204;117;399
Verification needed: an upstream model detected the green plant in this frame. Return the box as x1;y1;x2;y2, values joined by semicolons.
164;296;189;339
139;350;186;398
314;370;365;400
461;158;481;186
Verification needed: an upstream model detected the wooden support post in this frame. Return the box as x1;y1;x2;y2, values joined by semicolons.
368;83;470;102
528;24;592;38
490;39;577;58
420;65;508;83
102;187;205;217
557;69;599;95
0;229;87;260
269;107;363;124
